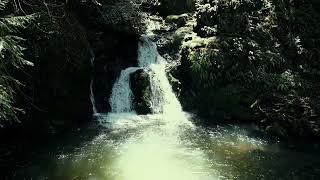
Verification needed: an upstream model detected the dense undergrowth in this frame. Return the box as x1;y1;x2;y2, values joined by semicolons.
0;0;95;132
175;0;320;138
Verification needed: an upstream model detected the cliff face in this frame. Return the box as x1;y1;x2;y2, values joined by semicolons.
71;1;142;113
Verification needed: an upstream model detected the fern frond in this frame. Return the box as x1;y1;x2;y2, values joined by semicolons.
0;14;36;35
0;36;33;67
0;7;34;125
0;0;9;11
0;80;20;125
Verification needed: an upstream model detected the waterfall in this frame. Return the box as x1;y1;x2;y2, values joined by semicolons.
149;63;182;114
137;36;160;67
90;79;98;114
90;49;98;115
94;36;217;180
138;36;183;114
109;67;140;113
108;36;183;116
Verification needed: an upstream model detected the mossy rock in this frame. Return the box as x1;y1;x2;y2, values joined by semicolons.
171;26;194;47
165;14;189;27
167;68;181;97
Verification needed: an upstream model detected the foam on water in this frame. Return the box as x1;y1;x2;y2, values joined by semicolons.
99;36;220;179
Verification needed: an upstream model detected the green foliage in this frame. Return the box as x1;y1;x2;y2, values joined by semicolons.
178;0;320;135
0;0;34;126
0;0;9;10
101;0;146;34
188;0;285;90
271;0;320;75
186;0;318;93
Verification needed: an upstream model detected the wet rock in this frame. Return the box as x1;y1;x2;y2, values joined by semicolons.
167;69;181;97
165;14;189;27
130;69;152;114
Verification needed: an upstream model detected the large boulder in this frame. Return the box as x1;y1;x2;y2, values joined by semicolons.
130;69;152;114
165;14;189;27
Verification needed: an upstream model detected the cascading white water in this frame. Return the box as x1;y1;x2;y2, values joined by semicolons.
97;36;217;180
137;36;183;115
149;63;183;114
137;36;160;67
109;67;140;113
90;79;98;114
90;49;98;115
108;36;183;115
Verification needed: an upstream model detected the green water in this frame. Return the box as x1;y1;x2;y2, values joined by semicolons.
15;114;320;180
